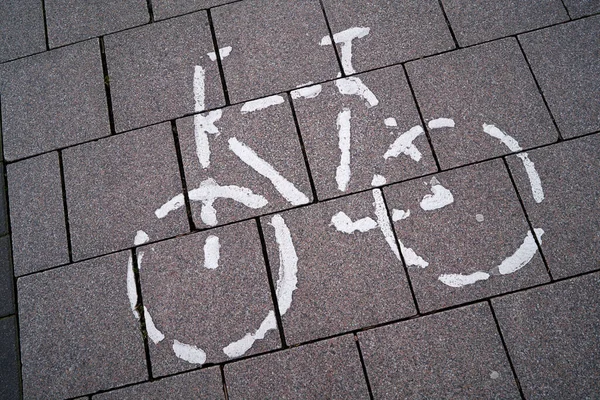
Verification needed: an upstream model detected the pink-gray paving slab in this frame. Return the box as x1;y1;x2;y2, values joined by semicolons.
0;0;46;62
152;0;234;20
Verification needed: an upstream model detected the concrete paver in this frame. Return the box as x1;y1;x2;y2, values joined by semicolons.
0;0;46;62
152;0;234;20
406;38;558;169
359;303;520;399
562;0;600;17
493;272;600;399
519;16;600;138
225;335;369;399
0;316;21;400
17;252;147;399
0;237;14;317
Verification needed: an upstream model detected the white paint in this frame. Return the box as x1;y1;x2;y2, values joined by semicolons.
321;27;370;74
291;84;322;100
270;214;298;315
399;241;429;268
438;271;491;287
335;77;378;108
173;340;206;365
336;108;352;192
194;109;222;169
193;66;205;112
207;46;232;61
330;211;378;233
383;125;424;161
384;118;397;127
126;255;139;319
134;230;149;246
371;174;387;186
490;371;500;380
420;182;454;211
482;123;521;152
428;118;455;129
392;209;410;221
228;138;310;205
476;214;485;222
492;229;544;275
372;189;401;260
144;306;165;344
203;235;220;270
223;311;277;358
517;153;545;203
240;95;284;113
155;194;186;219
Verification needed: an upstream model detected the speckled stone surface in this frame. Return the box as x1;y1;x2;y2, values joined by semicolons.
493;272;600;399
177;97;313;228
45;0;149;48
104;11;224;133
519;16;600;139
94;367;224;399
0;237;14;317
7;152;70;275
0;0;46;62
152;0;234;20
0;40;110;161
293;65;437;201
406;38;558;169
441;0;567;46
506;134;600;279
17;252;147;399
63;123;188;261
384;159;549;312
562;0;600;17
0;316;21;400
261;190;416;345
359;302;520;399
321;0;455;73
212;0;339;103
225;335;369;399
139;220;280;377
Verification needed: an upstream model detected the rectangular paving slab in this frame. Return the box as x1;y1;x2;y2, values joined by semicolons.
104;11;224;132
138;220;280;377
261;189;416;345
152;0;234;20
63;123;188;261
17;252;148;399
0;237;14;317
506;134;600;279
358;303;520;399
0;0;46;62
0;316;21;400
292;65;437;200
492;272;600;399
562;0;600;17
383;159;549;312
405;38;558;169
0;39;110;161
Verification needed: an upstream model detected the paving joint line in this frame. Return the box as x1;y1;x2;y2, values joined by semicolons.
131;247;155;380
354;333;375;400
207;9;231;105
170;120;196;231
57;151;74;264
559;0;572;19
40;0;50;50
220;365;230;400
146;0;155;23
99;37;117;135
318;0;345;77
436;0;460;48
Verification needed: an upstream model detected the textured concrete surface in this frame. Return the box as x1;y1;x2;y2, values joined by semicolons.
225;335;369;399
562;0;600;17
0;39;110;161
493;272;600;399
0;0;46;62
17;252;147;399
0;316;21;400
7;152;70;275
0;237;14;317
152;0;234;20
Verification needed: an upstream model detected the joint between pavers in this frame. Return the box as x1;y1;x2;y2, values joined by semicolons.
206;9;231;105
317;0;345;78
559;0;573;19
98;37;117;136
146;0;155;23
170;121;196;232
220;364;230;400
131;247;155;380
354;333;375;400
40;0;50;50
436;0;460;49
57;151;74;264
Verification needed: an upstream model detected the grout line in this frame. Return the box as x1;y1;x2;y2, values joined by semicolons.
436;0;460;49
131;247;155;380
98;37;117;135
57;151;73;264
318;0;345;77
146;0;155;22
40;0;50;50
354;334;375;399
220;365;230;400
559;0;572;19
170;121;196;231
206;9;231;105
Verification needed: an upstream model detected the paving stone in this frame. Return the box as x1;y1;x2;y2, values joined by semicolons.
7;152;70;275
212;0;339;103
152;0;233;20
63;123;188;261
519;16;600;139
177;97;313;228
321;0;454;73
0;0;46;62
492;272;600;399
0;237;14;317
0;164;8;236
406;38;558;169
225;335;369;399
506;134;600;279
562;0;600;17
261;190;416;345
293;65;437;201
359;302;520;399
95;367;224;399
384;160;549;313
0;40;110;161
105;11;224;133
17;252;148;399
0;316;21;400
139;220;280;377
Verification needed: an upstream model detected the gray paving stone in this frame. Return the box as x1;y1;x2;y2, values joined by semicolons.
0;237;14;317
441;0;568;47
492;272;600;399
225;335;369;399
152;0;233;20
0;164;7;236
139;220;280;377
17;252;148;399
63;123;188;261
406;38;558;169
321;0;454;73
0;0;46;62
506;134;600;279
0;40;110;161
261;190;416;345
293;65;437;201
94;367;224;399
7;152;70;275
177;97;313;228
562;0;600;17
519;16;600;139
359;303;520;399
45;0;148;48
105;11;224;133
212;0;339;103
384;160;549;313
0;316;21;400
